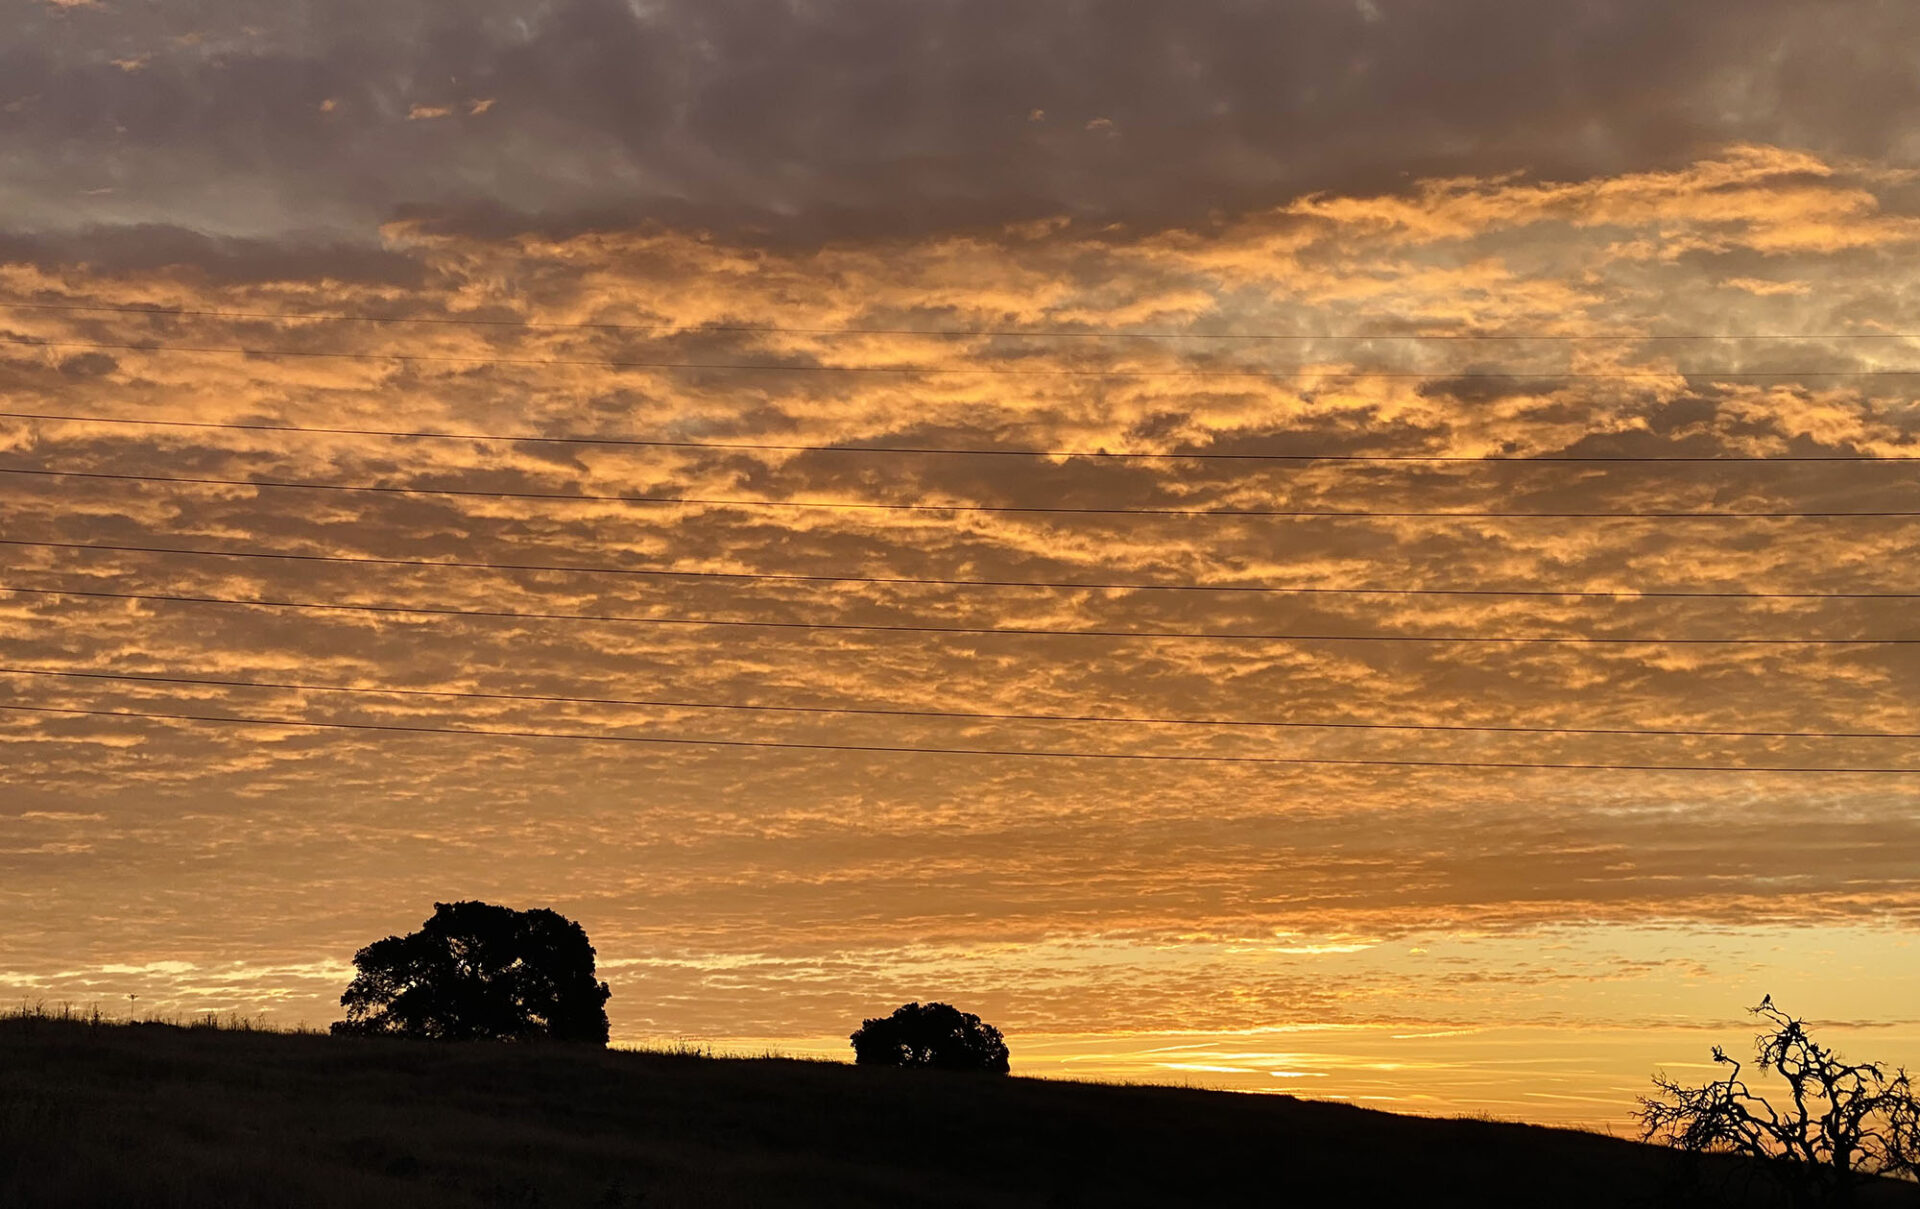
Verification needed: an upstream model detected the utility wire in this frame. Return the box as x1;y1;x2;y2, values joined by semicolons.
5;409;1916;463
5;536;1914;600
10;298;1920;342
6;584;1916;644
5;702;1916;774
7;410;1912;462
6;665;1915;741
6;335;1920;380
5;466;1913;518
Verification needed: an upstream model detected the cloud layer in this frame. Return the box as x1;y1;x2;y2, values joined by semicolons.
9;0;1920;238
4;4;1920;1124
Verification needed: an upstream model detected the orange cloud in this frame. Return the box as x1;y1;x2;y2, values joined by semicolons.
3;148;1918;1124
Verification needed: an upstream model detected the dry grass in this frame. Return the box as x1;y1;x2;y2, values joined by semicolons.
3;1010;1912;1208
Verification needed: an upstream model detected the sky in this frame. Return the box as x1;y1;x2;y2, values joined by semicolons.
3;0;1919;1127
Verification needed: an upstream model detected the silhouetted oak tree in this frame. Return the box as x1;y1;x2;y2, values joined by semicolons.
332;901;611;1044
850;1002;1009;1073
1638;998;1919;1206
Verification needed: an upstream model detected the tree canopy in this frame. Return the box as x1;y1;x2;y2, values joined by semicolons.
850;1002;1009;1073
332;901;611;1044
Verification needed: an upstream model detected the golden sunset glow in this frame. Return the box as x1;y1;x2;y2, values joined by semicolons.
5;1;1919;1133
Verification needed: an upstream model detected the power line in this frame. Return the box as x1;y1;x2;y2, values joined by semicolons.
6;466;1915;519
6;409;1916;463
6;584;1915;644
10;298;1920;342
7;536;1915;600
6;702;1917;774
7;335;1920;380
7;664;1915;741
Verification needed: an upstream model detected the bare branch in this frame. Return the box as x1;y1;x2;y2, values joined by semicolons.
1636;1000;1920;1203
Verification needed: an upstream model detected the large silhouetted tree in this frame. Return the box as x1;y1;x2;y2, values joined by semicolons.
1638;998;1919;1206
850;1002;1009;1073
332;901;611;1044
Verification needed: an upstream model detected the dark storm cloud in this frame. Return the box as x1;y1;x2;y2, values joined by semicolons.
6;0;1920;240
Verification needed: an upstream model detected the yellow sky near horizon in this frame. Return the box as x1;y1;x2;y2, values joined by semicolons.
3;143;1920;1127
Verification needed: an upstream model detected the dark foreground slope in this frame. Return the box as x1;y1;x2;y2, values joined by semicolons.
3;1016;1916;1209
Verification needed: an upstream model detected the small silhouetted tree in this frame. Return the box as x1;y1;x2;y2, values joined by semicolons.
1638;998;1919;1206
850;1002;1009;1073
332;901;611;1044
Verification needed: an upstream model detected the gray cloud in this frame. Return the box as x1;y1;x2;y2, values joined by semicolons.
6;0;1920;240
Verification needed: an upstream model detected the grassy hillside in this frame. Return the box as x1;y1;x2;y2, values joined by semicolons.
3;1013;1915;1208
